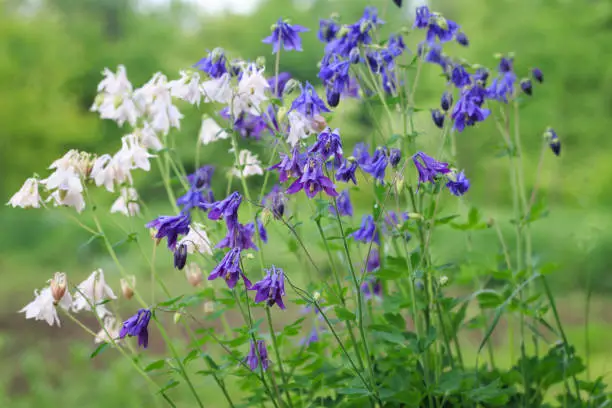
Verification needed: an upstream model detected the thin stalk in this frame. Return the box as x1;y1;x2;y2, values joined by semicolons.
266;308;294;408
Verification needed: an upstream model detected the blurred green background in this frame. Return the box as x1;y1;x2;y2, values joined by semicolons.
2;0;612;406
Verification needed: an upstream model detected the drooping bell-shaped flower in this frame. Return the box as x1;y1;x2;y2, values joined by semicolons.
445;170;470;196
351;214;380;244
245;340;269;371
262;18;309;53
250;266;286;309
329;189;353;217
119;309;152;349
146;212;191;250
286;154;339;198
208;248;252;289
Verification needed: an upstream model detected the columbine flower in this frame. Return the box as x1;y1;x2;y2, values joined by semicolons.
384;211;410;236
134;73;183;135
420;43;449;70
168;70;202;105
532;68;544;83
208;248;252;289
263;185;287;218
206;192;242;226
110;187;140;217
414;6;460;44
7;178;41;209
545;127;560;156
412;152;450;188
267;72;292;97
120;276;136;300
137;124;164;152
441;91;453;111
194;48;228;78
431;109;445;128
250;266;286;309
178;222;213;255
20;277;72;327
352;214;380;244
521;79;533;96
361;277;382;300
300;326;321;347
486;57;517;103
95;316;121;344
257;219;268;243
187;165;215;190
97;65;133;95
72;269;117;315
366;248;381;272
146;212;191;250
353;142;371;166
245;340;269;371
318;18;340;43
232;64;269;116
290;82;330;118
119;309;151;349
361;148;389;184
389;149;401;168
309;128;343;161
217;222;258;251
90;154;124;192
270;146;304;182
199;116;229;145
116;133;155;172
263;18;309;53
335;159;358;184
473;68;489;84
286;155;339;198
174;243;188;270
42;167;86;213
185;262;204;287
450;64;471;88
446;170;470;196
329;189;353;217
319;56;351;107
201;73;232;104
451;84;490;132
232;150;264;179
287;111;316;146
456;32;469;46
91;66;140;127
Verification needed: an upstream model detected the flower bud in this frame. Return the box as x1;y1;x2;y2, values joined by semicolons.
455;32;469;47
408;212;423;220
174;243;188;270
544;127;560;156
520;79;533;96
349;48;361;64
393;0;402;7
50;272;67;305
282;79;300;97
440;91;453;111
389;148;401;168
395;174;405;192
326;88;340;108
185;262;203;287
439;276;449;287
120;275;136;300
313;291;321;302
532;68;544;83
431;109;445;129
173;312;182;324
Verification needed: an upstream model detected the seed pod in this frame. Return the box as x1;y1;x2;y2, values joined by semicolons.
174;243;188;270
50;272;68;305
120;275;136;300
431;109;445;129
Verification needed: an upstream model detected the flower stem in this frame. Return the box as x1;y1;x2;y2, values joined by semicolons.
266;307;294;408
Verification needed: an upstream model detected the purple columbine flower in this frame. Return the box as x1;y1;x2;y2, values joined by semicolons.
366;248;380;272
300;326;321;346
450;64;471;88
176;188;212;212
487;57;517;102
269;146;304;183
329;189;353;217
119;309;152;349
441;91;453;111
431;109;445;128
206;192;242;227
352;214;380;244
361;148;388;184
187;165;215;190
286;155;339;198
451;84;491;132
309;127;343;161
521;79;533;96
174;243;188;270
545;128;560;156
421;43;449;70
361;277;382;300
245;340;269;371
412;152;450;187
263;185;287;218
193;48;227;78
146;212;191;250
263;18;309;53
414;5;430;29
384;211;409;235
389;148;401;168
217;222;258;251
353;143;371;166
208;248;252;289
456;32;469;46
335;159;358;184
318;18;340;43
473;68;489;84
446;170;470;196
256;219;268;243
532;68;544;83
290;82;330;118
267;72;292;97
319;57;351;108
250;266;286;309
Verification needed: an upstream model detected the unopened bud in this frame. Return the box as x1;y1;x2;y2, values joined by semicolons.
313;291;321;302
311;114;327;132
282;79;300;97
120;275;136;300
245;253;255;260
185;262;203;287
395;174;405;192
50;272;67;304
439;276;449;287
204;301;215;313
389;148;401;168
255;56;266;70
408;212;423;220
173;312;182;324
277;106;288;123
174;243;188;270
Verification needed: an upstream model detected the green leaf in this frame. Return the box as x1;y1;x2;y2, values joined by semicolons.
90;342;109;359
336;387;370;396
334;306;356;321
383;313;405;329
158;295;184;307
372;330;406;346
476;291;504;309
434;215;459;226
158;379;180;394
145;359;166;372
183;350;199;366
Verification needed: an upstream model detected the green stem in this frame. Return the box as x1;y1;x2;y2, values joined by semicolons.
266;308;294;408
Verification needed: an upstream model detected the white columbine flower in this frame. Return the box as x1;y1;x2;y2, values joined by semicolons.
201;73;232;104
178;222;213;255
97;65;133;95
7;178;41;208
231;149;264;178
95;316;121;344
20;286;72;327
287;111;316;146
169;70;202;105
199;116;229;145
232;64;269;116
116;134;155;172
110;187;140;216
92;66;140;127
72;269;117;315
42;167;86;213
135;72;183;135
90;154;116;192
137;123;164;152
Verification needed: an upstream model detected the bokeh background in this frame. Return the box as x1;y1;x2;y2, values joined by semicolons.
2;0;612;406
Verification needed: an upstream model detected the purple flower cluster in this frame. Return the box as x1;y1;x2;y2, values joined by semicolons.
193;48;228;78
412;152;470;196
245;340;269;371
177;165;215;211
119;309;152;349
